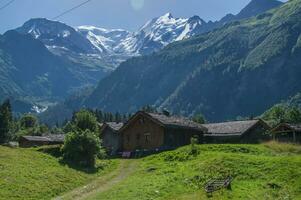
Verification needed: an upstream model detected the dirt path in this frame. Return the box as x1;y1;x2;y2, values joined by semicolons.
54;159;138;200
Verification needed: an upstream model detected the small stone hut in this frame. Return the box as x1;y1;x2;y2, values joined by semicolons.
203;119;270;143
19;134;65;148
270;123;301;143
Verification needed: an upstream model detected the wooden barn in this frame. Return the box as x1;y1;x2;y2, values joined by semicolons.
270;123;301;143
120;111;207;152
100;122;124;155
203;119;270;144
19;134;65;148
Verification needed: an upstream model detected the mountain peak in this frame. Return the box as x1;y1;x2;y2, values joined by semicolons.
16;18;99;54
188;15;205;24
236;0;283;20
22;18;68;28
247;0;283;7
162;12;173;19
17;18;75;38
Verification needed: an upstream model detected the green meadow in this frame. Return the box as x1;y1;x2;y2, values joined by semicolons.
0;146;118;200
1;142;301;200
88;142;301;200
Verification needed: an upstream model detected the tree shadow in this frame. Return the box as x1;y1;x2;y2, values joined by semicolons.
58;159;101;174
36;145;62;158
37;145;103;174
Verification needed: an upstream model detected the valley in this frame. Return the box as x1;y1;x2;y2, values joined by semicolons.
0;0;285;120
1;1;301;200
82;0;301;122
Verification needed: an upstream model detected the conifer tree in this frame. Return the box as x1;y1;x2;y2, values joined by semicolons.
0;99;13;143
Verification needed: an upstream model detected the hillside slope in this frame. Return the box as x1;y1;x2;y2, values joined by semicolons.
0;146;117;200
84;0;301;121
86;143;301;200
0;30;107;112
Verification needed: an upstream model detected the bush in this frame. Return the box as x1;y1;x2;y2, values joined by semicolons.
20;114;38;129
63;121;75;134
61;130;101;167
73;110;99;133
262;105;301;125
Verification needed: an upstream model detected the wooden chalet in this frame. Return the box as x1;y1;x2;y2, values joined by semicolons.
203;119;270;143
120;111;207;152
19;134;65;148
270;123;301;143
100;122;124;155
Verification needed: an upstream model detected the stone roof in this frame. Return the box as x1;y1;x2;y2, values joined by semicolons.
272;123;301;133
105;122;124;132
22;136;51;142
146;112;207;132
46;134;65;142
203;120;261;136
287;124;301;132
22;134;65;143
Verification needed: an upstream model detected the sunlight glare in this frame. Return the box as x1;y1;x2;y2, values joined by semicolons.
130;0;144;11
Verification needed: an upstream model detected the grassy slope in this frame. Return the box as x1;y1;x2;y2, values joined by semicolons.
90;143;301;200
0;146;118;200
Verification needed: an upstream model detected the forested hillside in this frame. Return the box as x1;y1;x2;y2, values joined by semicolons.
0;31;105;112
84;0;301;121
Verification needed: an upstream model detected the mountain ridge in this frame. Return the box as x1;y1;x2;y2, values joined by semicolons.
0;0;284;115
81;0;301;122
16;0;283;70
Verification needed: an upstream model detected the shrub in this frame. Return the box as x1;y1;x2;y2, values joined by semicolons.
63;121;75;134
61;130;101;167
20;114;38;129
73;110;99;133
262;105;301;125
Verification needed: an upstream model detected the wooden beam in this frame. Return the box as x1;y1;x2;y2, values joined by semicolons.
293;131;296;143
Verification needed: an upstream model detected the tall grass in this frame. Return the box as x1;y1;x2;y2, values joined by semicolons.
263;141;301;154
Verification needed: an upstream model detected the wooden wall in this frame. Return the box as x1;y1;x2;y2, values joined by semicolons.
19;138;50;148
241;122;270;143
121;115;164;151
272;125;301;143
101;127;121;155
164;128;203;148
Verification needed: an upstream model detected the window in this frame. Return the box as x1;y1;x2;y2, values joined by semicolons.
144;133;151;144
126;135;130;144
136;134;141;141
139;117;145;124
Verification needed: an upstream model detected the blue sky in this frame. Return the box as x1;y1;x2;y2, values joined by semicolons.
0;0;281;33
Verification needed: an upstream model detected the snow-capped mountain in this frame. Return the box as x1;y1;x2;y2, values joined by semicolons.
15;18;117;73
78;13;207;56
16;18;99;55
119;13;206;55
15;0;284;71
76;26;131;55
16;14;207;70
